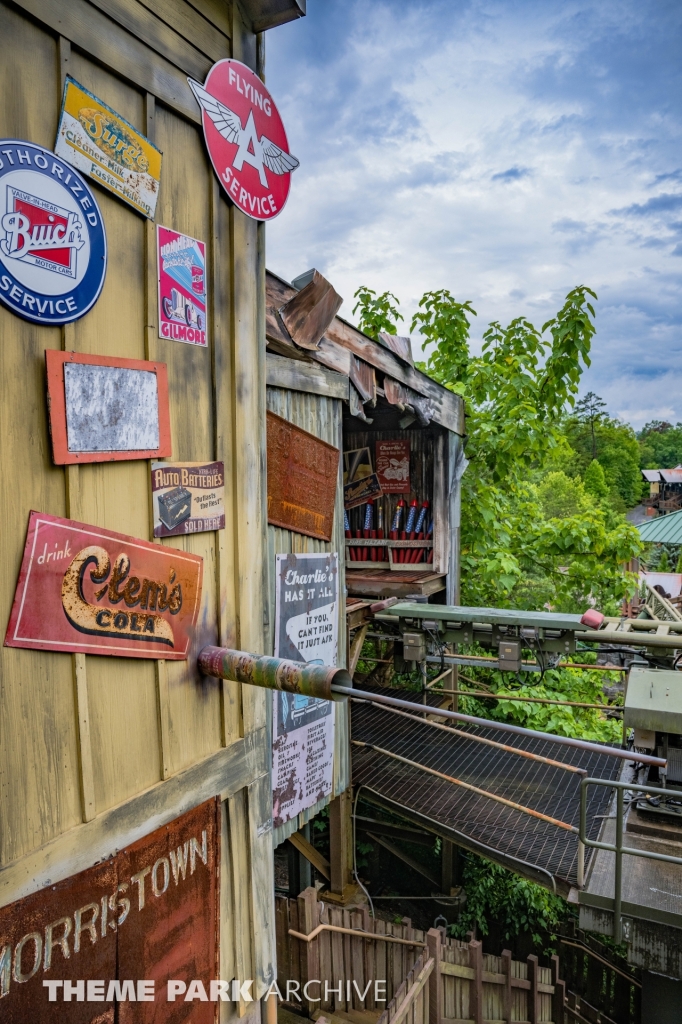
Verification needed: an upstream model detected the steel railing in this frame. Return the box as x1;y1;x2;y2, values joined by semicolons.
579;778;682;942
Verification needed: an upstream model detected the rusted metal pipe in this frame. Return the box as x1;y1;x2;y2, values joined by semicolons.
351;698;587;775
199;646;351;701
199;648;664;766
352;740;578;832
337;685;666;767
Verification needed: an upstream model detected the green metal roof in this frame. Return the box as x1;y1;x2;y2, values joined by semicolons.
638;508;682;544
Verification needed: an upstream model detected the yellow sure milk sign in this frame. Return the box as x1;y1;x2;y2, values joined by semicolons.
55;76;162;218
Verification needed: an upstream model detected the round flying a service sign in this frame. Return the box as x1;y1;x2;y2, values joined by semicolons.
188;60;299;222
0;140;107;325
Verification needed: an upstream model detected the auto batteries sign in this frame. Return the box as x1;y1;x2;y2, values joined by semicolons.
0;139;107;325
272;552;338;828
152;462;224;537
157;226;207;347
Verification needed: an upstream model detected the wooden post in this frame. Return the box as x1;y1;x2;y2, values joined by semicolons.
441;839;453;894
469;939;483;1024
328;788;354;900
297;887;319;1016
501;949;512;1024
527;954;539;1024
426;928;441;1024
551;953;565;1024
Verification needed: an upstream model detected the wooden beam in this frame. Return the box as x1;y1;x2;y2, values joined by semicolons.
329;789;354;894
368;833;439;888
266;353;349;400
0;729;267;908
288;830;331;880
15;0;202;123
349;623;369;678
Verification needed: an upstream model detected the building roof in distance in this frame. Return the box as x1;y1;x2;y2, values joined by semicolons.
639;507;682;544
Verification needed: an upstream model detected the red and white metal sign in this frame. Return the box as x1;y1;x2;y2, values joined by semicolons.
188;59;299;221
5;512;203;660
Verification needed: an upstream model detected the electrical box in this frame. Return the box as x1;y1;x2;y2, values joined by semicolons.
498;640;522;672
402;632;426;662
624;668;682;735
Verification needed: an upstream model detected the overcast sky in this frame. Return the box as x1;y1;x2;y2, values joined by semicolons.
265;1;682;431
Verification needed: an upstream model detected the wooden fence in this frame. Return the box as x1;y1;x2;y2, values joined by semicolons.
276;890;570;1024
557;922;640;1024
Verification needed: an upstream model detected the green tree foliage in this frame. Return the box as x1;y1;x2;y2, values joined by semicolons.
583;459;610;502
450;854;568;948
575;391;606;459
537;471;592;520
563;412;643;509
353;286;403;339
658;548;671;572
638;421;682;469
410;286;641;610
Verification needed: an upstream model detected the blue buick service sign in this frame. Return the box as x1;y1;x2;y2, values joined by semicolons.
0;140;106;324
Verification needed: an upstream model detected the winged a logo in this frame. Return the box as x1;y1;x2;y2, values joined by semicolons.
188;78;299;189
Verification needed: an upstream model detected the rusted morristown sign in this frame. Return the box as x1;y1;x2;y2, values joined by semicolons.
0;799;219;1022
5;512;203;659
266;411;339;542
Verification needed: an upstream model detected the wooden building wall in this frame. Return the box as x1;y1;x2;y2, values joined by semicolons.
265;360;350;847
0;0;274;1015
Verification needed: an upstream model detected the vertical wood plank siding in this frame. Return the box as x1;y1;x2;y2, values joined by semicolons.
266;384;350;848
0;0;277;1007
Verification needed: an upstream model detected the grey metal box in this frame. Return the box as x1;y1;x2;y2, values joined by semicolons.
498;640;521;672
403;632;426;662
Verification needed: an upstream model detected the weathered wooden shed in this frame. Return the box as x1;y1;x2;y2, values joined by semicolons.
264;269;465;902
0;1;304;1020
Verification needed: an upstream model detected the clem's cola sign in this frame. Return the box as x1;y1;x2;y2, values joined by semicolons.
188;59;299;221
4;512;203;660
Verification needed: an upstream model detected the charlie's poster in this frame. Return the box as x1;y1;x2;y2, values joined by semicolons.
272;552;338;827
157;226;207;347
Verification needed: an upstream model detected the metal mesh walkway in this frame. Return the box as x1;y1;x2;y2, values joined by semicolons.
351;688;621;889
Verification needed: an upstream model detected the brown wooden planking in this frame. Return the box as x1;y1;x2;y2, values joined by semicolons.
87;0;214;79
267;352;350;401
135;0;230;61
0;728;267;907
15;0;202;123
0;14;82;863
186;0;232;35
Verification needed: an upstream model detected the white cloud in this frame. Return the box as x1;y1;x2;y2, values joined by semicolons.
266;0;682;420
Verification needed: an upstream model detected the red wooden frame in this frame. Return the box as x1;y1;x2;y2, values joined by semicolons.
46;350;172;465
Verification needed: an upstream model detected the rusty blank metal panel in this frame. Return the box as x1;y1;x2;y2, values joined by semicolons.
278;269;342;351
5;511;203;660
46;350;173;465
0;798;220;1023
267;411;339;541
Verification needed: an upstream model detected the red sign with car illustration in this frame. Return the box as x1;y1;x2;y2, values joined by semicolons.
188;59;299;221
5;512;203;660
157;225;207;347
